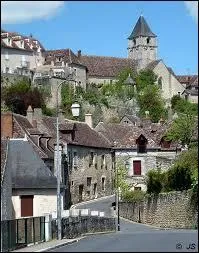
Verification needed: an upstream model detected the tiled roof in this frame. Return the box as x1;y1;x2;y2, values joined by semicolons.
95;121;176;149
1;30;45;52
8;140;58;189
41;116;112;148
128;16;156;39
44;49;85;67
13;113;53;159
176;75;198;86
80;55;138;77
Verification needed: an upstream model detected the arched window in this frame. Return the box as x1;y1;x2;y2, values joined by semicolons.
146;37;150;44
158;77;162;89
133;39;136;46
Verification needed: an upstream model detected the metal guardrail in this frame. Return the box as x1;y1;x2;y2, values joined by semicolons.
1;216;45;252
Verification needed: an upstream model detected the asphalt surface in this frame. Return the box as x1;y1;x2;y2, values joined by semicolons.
47;196;198;252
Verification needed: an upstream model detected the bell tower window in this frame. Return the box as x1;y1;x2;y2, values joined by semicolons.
146;37;150;44
133;39;136;46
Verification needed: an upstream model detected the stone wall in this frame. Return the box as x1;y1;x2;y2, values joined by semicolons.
120;190;198;229
52;216;116;239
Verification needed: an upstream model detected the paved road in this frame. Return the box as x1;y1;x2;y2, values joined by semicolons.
48;196;198;252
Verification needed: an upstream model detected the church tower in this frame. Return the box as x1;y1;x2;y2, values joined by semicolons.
128;16;157;70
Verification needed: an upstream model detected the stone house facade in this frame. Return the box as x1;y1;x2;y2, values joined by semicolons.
95;119;181;191
1;109;114;209
1;30;45;78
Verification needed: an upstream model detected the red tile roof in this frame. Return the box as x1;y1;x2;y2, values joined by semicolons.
176;75;198;86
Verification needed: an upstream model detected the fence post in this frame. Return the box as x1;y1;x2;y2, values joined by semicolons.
44;214;52;242
25;219;28;245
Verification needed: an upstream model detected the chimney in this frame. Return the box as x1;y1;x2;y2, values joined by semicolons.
1;112;13;138
26;105;33;124
34;108;42;121
77;50;81;58
85;113;93;128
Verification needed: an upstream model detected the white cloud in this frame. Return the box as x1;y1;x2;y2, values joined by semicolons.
1;1;65;24
184;1;198;24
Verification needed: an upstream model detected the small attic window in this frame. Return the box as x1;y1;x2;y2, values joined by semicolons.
147;37;150;44
136;135;148;153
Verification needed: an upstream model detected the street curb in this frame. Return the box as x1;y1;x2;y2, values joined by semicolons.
35;238;84;252
70;194;115;209
82;230;116;236
120;217;172;230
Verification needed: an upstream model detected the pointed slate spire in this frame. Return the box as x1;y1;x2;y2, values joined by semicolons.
128;16;156;39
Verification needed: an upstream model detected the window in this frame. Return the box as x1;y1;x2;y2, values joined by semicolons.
101;155;106;169
147;37;150;44
5;67;9;73
136;135;147;153
73;152;78;168
102;177;105;191
110;80;112;84
124;120;129;124
133;39;136;46
134;187;141;191
71;181;74;186
94;154;97;169
158;77;162;89
133;161;141;175
87;177;92;187
89;152;94;166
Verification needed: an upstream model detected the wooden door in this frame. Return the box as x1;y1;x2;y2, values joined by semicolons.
133;161;141;175
21;195;33;217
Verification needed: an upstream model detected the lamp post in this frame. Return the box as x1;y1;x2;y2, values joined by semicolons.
56;78;80;240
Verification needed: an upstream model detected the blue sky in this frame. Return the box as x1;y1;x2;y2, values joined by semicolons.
1;1;198;75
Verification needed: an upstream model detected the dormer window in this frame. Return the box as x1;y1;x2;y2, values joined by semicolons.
136;134;147;153
160;137;171;148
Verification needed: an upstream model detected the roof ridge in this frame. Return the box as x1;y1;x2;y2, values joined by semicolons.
81;54;136;61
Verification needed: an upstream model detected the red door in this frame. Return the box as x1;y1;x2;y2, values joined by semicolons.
133;161;141;175
21;195;33;217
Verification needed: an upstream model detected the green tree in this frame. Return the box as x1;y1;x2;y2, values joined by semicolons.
116;163;131;198
137;85;167;122
171;95;198;116
146;168;166;194
136;69;158;93
165;113;196;146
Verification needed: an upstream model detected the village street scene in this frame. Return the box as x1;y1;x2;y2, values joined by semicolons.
1;1;198;252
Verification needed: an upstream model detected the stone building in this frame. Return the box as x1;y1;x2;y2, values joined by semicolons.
176;75;198;103
1;29;45;79
1;109;114;208
95;119;181;191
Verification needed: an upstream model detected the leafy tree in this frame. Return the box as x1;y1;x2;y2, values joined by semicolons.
146;168;166;194
137;85;167;122
171;95;198;116
2;81;46;115
122;190;145;202
165;113;196;146
136;69;158;93
167;164;192;191
115;163;131;198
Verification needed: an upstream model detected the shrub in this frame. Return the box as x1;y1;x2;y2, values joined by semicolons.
122;190;145;202
146;169;166;194
167;164;192;191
